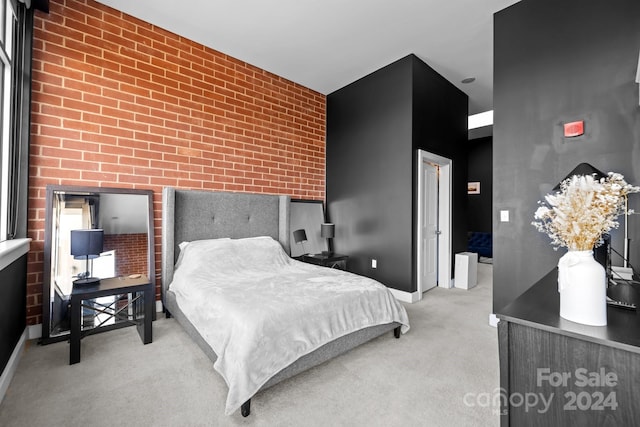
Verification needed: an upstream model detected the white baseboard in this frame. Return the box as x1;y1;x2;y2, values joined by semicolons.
388;288;421;303
0;329;27;405
438;279;454;289
489;313;499;327
156;300;163;313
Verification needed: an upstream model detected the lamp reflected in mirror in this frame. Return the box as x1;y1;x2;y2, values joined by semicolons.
71;229;103;285
293;229;308;255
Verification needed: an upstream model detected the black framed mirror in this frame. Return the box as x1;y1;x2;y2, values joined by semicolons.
290;199;327;257
41;185;155;344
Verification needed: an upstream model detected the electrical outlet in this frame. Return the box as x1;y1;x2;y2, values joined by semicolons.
372;259;377;269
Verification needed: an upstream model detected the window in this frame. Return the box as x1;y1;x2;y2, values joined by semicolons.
0;0;20;241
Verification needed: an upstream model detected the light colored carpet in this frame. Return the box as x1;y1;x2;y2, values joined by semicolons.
0;264;498;427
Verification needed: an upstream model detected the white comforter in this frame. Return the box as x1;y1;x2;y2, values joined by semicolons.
169;236;410;415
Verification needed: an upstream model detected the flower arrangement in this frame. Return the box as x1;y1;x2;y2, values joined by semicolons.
532;172;640;251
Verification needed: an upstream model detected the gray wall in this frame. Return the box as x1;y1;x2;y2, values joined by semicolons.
326;54;468;293
493;0;640;311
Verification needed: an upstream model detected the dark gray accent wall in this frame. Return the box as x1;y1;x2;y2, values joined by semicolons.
412;58;470;268
326;54;468;293
493;0;640;311
468;136;493;233
326;56;414;290
0;255;27;375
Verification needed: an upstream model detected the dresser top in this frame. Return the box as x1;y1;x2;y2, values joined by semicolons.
497;269;640;354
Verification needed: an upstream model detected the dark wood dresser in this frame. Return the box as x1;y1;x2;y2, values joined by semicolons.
497;269;640;426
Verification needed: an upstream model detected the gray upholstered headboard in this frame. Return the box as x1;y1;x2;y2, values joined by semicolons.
161;187;290;302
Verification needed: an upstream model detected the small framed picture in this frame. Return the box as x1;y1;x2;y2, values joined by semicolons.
468;182;480;194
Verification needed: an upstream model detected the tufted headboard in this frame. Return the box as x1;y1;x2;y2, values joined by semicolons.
161;187;290;303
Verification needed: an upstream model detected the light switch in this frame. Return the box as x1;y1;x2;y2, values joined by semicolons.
500;210;509;222
372;259;377;269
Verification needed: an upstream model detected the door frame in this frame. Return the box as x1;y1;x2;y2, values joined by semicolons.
417;149;452;296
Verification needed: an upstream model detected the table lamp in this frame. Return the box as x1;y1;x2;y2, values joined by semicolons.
321;223;335;256
71;229;104;285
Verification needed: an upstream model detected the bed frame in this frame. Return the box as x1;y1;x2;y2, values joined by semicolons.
161;187;400;417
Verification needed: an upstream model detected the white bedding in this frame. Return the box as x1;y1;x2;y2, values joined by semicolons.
169;236;410;415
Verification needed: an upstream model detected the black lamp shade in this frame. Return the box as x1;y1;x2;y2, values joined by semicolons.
321;223;335;239
71;229;104;259
293;229;307;244
553;163;606;191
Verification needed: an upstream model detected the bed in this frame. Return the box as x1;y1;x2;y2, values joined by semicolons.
161;188;410;417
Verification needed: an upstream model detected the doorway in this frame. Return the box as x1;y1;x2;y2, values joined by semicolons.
417;149;452;297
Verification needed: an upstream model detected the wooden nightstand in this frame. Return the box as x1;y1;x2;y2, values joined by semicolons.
69;275;153;364
299;253;349;269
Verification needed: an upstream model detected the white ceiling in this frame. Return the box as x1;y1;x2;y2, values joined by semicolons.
95;0;520;115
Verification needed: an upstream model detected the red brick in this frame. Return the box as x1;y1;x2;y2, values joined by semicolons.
81;170;118;181
101;163;134;174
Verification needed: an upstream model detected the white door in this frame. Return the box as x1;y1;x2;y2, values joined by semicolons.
417;149;452;295
421;160;439;292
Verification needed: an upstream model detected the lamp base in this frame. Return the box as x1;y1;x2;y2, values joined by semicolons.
73;277;101;286
322;250;333;256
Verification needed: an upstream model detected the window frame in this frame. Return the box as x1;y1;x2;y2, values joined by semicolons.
0;0;29;242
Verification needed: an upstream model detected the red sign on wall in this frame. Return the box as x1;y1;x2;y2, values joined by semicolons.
564;121;584;137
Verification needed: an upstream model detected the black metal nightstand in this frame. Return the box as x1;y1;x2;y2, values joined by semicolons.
299;253;349;269
69;275;153;364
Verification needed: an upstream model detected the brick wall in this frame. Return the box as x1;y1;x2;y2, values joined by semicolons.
103;233;148;277
27;0;326;325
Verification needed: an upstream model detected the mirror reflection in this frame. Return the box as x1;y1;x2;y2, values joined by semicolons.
42;186;154;342
290;200;327;257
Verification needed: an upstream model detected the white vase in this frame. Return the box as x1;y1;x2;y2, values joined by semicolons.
557;250;607;326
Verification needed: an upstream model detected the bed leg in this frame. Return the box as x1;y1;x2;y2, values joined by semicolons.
162;304;172;318
241;399;251;417
394;326;401;339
